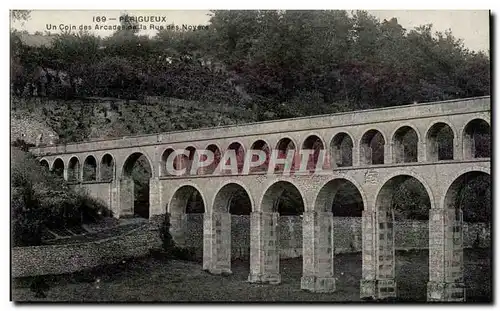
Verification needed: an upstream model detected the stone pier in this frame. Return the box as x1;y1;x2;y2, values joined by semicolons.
248;211;281;284
427;208;465;301
203;212;232;275
301;211;335;292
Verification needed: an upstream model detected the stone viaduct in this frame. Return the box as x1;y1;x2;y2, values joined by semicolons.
29;96;491;301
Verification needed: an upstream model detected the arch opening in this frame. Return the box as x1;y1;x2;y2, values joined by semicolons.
169;185;205;255
160;148;175;177
249;140;271;173
360;130;385;165
260;181;304;283
442;171;491;301
68;157;80;183
39;159;49;170
122;152;152;219
262;181;305;215
100;154;114;181
275;138;297;172
213;183;252;267
52;158;64;178
330;133;353;168
376;175;432;301
302;135;325;172
463;119;490;159
392;126;419;163
181;146;197;176
313;179;364;290
426;122;454;161
83;155;97;181
225;142;245;174
203;144;221;175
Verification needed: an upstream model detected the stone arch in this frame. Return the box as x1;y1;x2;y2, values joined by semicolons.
203;143;222;175
275;137;298;172
462;118;491;159
51;157;64;177
391;125;420;163
121;152;154;178
314;177;366;214
435;169;491;301
100;153;115;181
39;158;49;170
249;139;271;173
168;183;207;215
376;171;436;211
67;156;81;182
120;152;153;218
374;174;434;298
180;146;197;176
302;177;366;293
440;166;490;210
360;129;386;165
250;180;306;284
83;155;97;181
260;180;305;214
212;182;253;263
224;141;246;174
330;132;354;168
168;184;206;248
160;147;175;177
301;134;326;172
212;180;254;214
425;121;456;161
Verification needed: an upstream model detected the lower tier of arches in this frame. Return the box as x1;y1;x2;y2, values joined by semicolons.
152;208;474;302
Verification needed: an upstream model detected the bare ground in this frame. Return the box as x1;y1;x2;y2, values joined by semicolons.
11;248;491;303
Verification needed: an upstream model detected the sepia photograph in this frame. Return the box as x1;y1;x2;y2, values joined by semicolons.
8;7;491;303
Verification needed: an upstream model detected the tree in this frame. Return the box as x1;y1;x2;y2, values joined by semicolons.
11;10;31;22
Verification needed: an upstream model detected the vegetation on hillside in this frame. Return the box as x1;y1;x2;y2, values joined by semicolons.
11;147;112;246
11;10;490;142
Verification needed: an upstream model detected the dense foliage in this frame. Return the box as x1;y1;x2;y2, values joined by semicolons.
11;10;489;123
11;147;112;246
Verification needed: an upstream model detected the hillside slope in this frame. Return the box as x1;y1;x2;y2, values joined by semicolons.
12;96;255;144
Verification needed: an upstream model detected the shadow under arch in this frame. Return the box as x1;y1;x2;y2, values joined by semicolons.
430;169;492;302
462;118;491;159
51;158;65;177
391;125;420;163
168;184;206;251
274;137;299;172
359;128;386;165
307;177;365;293
301;134;326;172
68;156;81;182
39;158;50;170
206;182;254;274
371;174;433;301
425;121;456;161
120;152;153;219
330;132;355;168
100;153;115;181
249;180;305;285
83;155;97;181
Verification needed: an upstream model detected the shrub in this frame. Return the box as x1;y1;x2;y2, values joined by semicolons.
11;147;113;246
11;182;47;246
74;191;113;223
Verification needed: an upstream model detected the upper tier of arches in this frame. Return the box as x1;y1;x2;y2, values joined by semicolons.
39;117;490;182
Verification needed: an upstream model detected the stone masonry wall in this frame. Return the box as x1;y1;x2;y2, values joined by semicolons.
11;224;162;278
184;215;491;260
